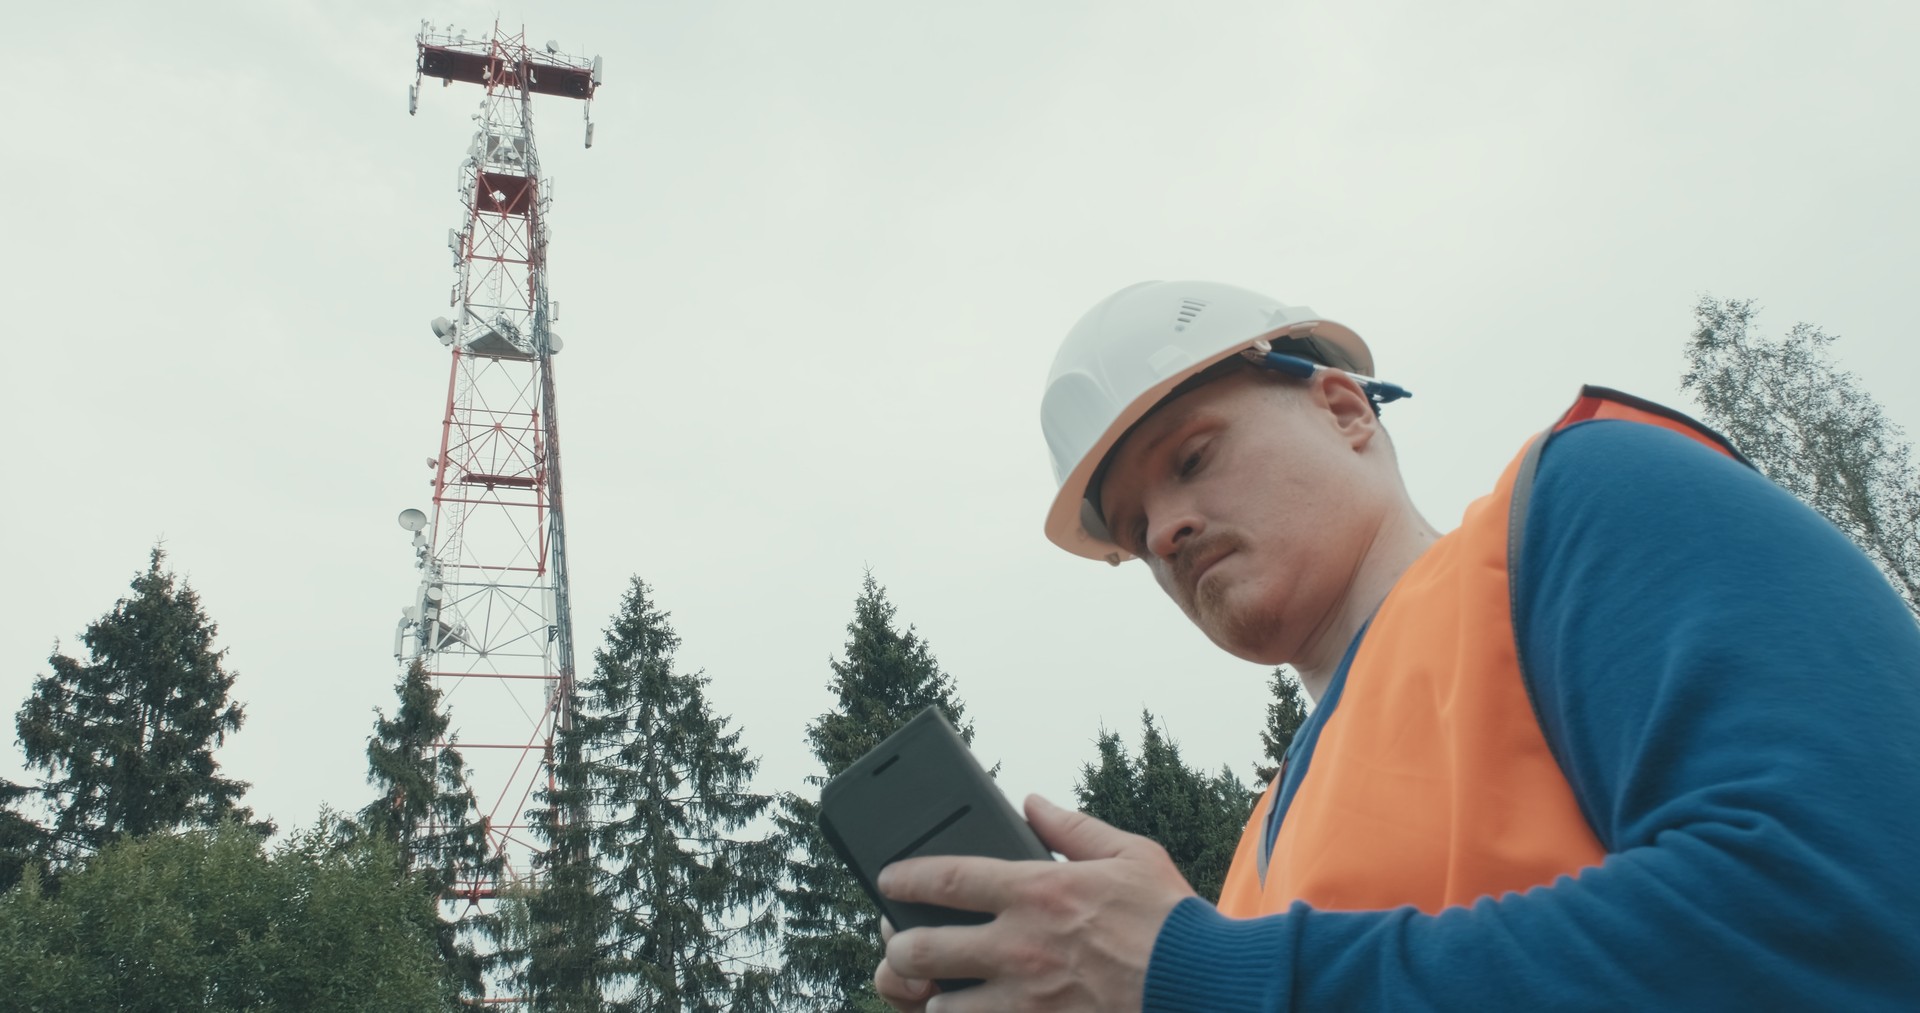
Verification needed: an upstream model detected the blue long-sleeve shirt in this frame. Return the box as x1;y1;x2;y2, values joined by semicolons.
1143;419;1920;1010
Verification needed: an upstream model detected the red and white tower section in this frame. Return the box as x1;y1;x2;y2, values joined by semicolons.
395;22;601;897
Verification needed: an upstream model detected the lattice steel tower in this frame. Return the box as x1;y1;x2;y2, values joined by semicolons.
394;20;601;900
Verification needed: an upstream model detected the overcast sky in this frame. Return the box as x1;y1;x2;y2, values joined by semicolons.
5;0;1916;846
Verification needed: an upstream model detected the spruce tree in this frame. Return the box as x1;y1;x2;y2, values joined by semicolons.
513;577;782;1013
361;658;502;1001
776;572;978;1012
588;577;781;1013
1254;667;1310;784
518;668;609;1011
15;547;264;866
1074;732;1142;835
1075;711;1252;902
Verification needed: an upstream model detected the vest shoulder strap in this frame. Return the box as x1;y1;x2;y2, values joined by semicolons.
1553;385;1754;466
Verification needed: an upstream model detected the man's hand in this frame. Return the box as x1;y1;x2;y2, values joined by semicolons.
871;794;1196;1012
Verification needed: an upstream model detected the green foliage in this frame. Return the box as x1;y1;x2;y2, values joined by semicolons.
514;577;781;1012
1685;298;1920;616
1075;711;1254;902
1255;667;1310;784
0;816;452;1012
360;658;501;1001
848;994;899;1013
777;572;977;1012
15;548;265;868
0;780;48;893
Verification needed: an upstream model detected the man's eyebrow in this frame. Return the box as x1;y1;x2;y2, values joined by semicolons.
1138;409;1214;461
1132;409;1203;462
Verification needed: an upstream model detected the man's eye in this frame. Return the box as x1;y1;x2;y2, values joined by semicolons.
1179;448;1204;478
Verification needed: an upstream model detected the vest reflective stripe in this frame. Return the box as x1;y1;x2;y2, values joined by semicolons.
1216;389;1742;917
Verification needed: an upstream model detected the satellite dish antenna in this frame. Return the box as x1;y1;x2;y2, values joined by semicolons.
398;508;429;532
546;40;561;54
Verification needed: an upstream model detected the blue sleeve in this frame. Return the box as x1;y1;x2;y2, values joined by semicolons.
1141;420;1920;1011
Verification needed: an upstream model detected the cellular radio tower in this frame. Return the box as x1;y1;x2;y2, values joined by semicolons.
394;20;601;900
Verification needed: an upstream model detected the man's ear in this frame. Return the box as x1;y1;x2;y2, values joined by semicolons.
1313;371;1379;451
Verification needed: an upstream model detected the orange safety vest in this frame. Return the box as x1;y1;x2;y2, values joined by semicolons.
1217;387;1748;917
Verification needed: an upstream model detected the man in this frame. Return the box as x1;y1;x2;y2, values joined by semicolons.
872;280;1920;1011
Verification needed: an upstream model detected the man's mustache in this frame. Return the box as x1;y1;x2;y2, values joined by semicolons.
1170;530;1242;596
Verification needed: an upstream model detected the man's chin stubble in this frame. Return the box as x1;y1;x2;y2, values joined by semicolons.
1196;583;1290;662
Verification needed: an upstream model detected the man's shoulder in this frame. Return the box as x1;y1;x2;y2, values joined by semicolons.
1540;412;1751;481
1518;410;1888;628
1515;413;1825;625
1529;414;1779;532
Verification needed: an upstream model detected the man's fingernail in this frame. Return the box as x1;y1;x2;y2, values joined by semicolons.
905;978;930;998
1029;793;1058;812
877;867;896;893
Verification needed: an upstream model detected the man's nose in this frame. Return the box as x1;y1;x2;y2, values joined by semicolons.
1145;503;1203;561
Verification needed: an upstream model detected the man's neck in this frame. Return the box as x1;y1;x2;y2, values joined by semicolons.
1293;510;1442;702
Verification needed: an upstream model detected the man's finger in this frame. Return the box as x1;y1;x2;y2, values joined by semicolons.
873;955;932;1012
885;923;999;982
923;979;1021;1013
1025;793;1143;862
878;854;1023;912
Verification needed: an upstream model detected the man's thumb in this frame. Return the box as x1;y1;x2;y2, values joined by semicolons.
1024;794;1138;862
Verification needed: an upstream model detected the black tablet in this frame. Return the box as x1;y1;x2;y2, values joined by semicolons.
819;707;1053;989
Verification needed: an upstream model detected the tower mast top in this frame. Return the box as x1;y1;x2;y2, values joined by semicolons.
410;21;603;144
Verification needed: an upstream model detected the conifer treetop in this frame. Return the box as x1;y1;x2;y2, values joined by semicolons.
16;546;261;862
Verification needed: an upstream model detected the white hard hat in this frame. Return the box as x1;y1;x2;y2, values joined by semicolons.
1041;280;1374;564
